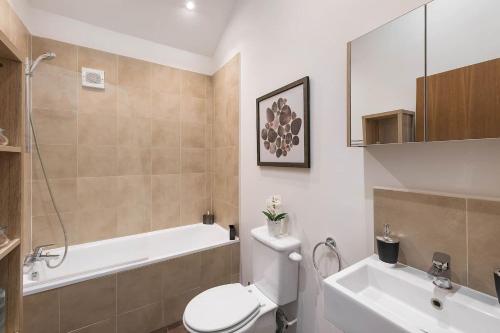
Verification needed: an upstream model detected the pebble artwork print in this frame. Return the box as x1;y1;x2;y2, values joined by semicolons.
260;97;302;158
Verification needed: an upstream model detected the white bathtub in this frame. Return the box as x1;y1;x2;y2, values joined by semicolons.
23;223;238;296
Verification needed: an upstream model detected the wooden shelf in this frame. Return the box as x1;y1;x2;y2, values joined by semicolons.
0;145;21;153
0;238;20;261
362;109;415;145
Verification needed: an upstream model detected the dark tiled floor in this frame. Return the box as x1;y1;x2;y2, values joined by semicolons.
152;322;187;333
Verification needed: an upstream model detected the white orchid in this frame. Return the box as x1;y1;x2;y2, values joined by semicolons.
263;195;287;221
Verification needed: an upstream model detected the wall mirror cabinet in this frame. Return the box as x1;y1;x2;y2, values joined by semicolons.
347;0;500;147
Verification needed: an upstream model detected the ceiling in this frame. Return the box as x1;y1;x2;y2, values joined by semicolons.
27;0;237;56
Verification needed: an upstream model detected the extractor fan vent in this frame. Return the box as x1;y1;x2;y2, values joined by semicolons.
81;67;105;89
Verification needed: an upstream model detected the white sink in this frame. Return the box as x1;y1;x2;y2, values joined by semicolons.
324;255;500;333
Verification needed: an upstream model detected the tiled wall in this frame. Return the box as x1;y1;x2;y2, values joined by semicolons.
23;243;240;333
30;36;221;247
211;55;240;230
374;188;500;296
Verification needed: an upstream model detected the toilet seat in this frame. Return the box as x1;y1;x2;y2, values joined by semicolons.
183;284;276;333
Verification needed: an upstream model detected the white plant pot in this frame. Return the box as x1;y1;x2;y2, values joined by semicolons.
267;219;288;237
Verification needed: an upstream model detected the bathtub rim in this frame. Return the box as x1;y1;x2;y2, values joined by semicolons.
23;223;239;296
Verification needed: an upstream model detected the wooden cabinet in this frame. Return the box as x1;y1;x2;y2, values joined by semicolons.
0;23;25;333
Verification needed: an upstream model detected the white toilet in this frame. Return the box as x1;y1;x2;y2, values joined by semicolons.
183;226;302;333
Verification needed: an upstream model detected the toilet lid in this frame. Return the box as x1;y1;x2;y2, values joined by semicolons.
184;284;261;332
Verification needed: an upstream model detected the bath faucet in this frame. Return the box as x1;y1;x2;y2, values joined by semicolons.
428;252;452;289
24;244;60;267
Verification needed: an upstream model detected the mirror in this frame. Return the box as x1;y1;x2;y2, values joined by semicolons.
349;7;425;146
348;0;500;146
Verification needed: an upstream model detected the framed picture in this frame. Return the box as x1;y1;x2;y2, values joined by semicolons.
256;76;310;168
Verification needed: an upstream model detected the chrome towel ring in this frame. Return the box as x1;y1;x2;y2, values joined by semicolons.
313;237;342;278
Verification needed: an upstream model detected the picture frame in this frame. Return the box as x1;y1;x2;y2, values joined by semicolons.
256;76;310;168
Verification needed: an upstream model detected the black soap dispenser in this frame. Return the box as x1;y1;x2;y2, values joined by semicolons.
376;224;400;264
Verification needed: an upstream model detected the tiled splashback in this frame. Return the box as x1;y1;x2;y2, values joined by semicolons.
30;36;240;248
374;188;500;297
211;56;240;230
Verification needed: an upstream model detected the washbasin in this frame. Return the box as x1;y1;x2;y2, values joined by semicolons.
324;255;500;333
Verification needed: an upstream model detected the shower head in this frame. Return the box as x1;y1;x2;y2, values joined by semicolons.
26;52;56;75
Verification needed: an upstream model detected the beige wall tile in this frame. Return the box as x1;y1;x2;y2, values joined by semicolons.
181;97;206;124
212;173;226;202
23;289;60;333
77;177;118;211
116;205;151;236
151;148;180;175
115;175;152;236
117;147;151;175
117;263;162;314
152;175;180;229
152;64;182;94
468;199;500;296
78;145;118;177
152;119;180;147
163;288;200;327
213;199;237;230
78;114;117;146
75;208;117;243
374;189;467;284
80;85;118;116
28;40;236;247
32;67;78;111
32;108;77;145
182;172;207;197
152;91;180;121
33;144;77;179
117;55;150;80
118;87;152;118
32;37;77;71
78;47;118;84
60;275;116;332
70;318;116;333
181;149;206;173
181;197;208;225
181;71;207;98
181;122;206;148
118;116;151;146
32;213;77;247
32;179;77;216
162;253;201;299
201;245;231;286
118;56;151;89
117;302;163;333
152;200;180;230
117;175;151;206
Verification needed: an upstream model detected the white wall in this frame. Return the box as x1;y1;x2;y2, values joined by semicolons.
214;1;429;332
9;0;215;74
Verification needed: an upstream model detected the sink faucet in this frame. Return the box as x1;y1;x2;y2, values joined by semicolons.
428;252;452;289
24;243;60;267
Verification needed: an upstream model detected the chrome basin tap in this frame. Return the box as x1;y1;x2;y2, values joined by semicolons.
24;244;60;267
428;252;452;289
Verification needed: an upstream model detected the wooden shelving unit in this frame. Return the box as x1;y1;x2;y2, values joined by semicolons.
362;109;415;145
0;28;24;333
0;239;20;261
0;146;21;153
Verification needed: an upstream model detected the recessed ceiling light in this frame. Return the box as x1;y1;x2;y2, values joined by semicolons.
186;1;195;10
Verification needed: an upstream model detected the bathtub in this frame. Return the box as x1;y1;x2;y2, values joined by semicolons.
23;223;238;296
